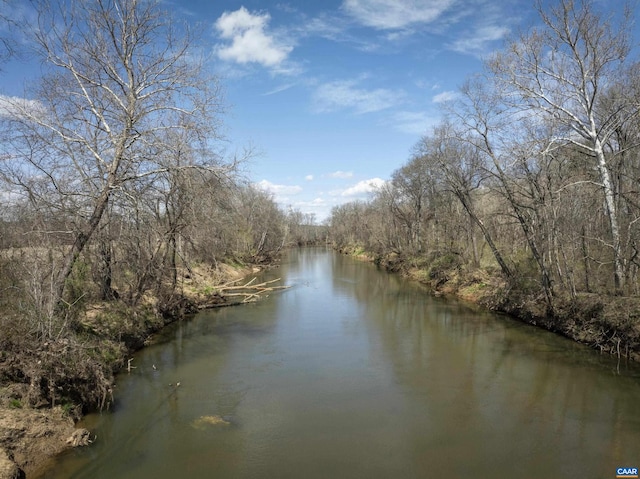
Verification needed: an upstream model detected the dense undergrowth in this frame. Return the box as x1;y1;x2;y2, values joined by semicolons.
0;261;252;417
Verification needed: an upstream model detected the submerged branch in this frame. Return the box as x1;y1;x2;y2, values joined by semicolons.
198;278;289;309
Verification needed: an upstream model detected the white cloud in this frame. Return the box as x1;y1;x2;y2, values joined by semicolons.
255;179;303;196
295;14;383;52
305;174;314;181
342;0;456;30
390;111;438;135
214;7;292;67
286;197;334;222
263;83;297;96
432;90;459;104
295;197;327;207
298;15;347;41
329;170;353;179
312;79;404;114
448;24;510;56
0;95;44;118
340;178;386;197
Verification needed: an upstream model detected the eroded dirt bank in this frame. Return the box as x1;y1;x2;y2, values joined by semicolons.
0;262;265;478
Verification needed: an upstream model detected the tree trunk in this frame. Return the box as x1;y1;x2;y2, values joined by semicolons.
98;236;115;301
484;144;554;307
469;214;480;268
54;183;112;310
594;138;624;294
459;193;512;278
581;225;592;293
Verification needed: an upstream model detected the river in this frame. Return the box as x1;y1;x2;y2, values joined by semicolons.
38;247;640;479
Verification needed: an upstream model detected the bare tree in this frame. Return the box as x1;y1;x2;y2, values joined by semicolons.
420;122;513;277
488;0;636;293
1;0;230;316
389;157;435;253
450;77;557;306
0;0;20;68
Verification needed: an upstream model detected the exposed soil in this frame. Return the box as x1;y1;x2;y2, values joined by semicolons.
0;407;74;478
0;261;267;479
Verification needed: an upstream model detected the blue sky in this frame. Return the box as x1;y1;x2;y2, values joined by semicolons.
208;0;534;221
0;0;620;221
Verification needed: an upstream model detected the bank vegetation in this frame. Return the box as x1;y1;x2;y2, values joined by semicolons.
329;0;640;362
0;0;325;431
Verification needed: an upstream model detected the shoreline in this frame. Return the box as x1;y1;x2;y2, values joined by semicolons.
4;245;639;477
338;246;640;364
0;261;268;479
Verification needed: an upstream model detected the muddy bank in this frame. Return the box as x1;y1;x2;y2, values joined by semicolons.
338;246;640;363
0;261;266;478
0;408;75;479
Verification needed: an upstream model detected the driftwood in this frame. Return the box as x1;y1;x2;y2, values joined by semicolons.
198;277;289;309
66;429;93;447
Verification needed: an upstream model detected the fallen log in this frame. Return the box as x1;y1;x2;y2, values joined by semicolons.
66;429;93;447
198;278;289;309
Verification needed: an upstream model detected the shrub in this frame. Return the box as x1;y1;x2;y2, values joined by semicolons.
428;252;463;285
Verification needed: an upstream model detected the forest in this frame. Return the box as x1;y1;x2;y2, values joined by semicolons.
3;0;638;477
0;0;639;419
0;0;320;412
329;0;640;360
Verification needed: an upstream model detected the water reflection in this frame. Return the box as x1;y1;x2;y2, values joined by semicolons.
40;247;640;479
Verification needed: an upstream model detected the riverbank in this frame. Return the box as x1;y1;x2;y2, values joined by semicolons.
0;261;265;479
338;246;640;363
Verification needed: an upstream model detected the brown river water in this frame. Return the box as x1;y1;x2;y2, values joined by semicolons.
37;247;640;479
